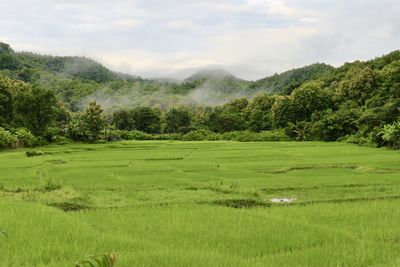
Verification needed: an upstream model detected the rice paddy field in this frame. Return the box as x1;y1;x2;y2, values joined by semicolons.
0;141;400;266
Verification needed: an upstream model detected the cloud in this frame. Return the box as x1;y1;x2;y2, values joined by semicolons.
0;0;399;80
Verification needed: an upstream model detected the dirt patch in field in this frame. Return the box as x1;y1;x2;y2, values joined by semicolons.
271;198;296;203
259;164;357;174
48;200;92;212
259;164;400;174
45;159;67;164
208;199;270;209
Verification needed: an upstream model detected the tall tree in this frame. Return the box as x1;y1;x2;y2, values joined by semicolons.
81;102;105;140
132;107;161;134
164;107;192;133
14;87;57;136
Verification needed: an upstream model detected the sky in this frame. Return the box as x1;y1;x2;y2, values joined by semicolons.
0;0;399;80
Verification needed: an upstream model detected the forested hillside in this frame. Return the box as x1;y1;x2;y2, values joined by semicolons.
0;42;335;110
0;42;399;149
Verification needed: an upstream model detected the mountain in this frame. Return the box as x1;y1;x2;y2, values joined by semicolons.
251;63;334;94
185;69;236;81
1;41;399;111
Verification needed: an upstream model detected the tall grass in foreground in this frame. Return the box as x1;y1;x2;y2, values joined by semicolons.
0;141;399;266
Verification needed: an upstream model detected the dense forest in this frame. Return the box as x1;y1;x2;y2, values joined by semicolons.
0;42;399;149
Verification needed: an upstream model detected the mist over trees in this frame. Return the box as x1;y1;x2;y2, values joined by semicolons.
0;42;399;149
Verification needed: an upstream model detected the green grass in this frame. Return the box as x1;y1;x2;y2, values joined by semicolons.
0;141;399;266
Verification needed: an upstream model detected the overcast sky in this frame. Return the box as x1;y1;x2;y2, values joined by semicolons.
0;0;399;80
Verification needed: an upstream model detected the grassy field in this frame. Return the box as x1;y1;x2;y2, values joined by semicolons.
0;141;400;266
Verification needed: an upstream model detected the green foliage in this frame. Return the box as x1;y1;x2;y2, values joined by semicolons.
338;67;377;104
0;42;20;70
0;79;14;127
63;57;116;83
379;121;400;149
245;94;275;132
66;102;105;141
82;102;105;141
14;128;36;147
221;130;291;142
164;107;193;133
0;74;31;127
75;253;117;267
131;107;161;134
182;129;218;141
0;42;400;149
112;110;135;131
0;127;17;148
252;63;334;94
26;150;44;157
40;177;62;192
14;87;57;136
291;81;333;121
310;107;361;141
271;95;297;128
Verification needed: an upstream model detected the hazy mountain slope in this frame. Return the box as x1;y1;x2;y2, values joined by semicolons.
1;42;399;111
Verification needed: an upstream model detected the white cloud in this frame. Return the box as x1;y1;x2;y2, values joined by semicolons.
0;0;399;80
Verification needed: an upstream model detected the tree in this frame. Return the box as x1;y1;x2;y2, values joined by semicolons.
291;81;333;122
379;121;400;149
132;107;161;134
379;60;400;99
310;106;361;141
81;102;105;141
207;108;244;133
338;67;377;105
14;87;57;136
112;109;135;130
165;107;192;133
0;74;32;127
0;42;20;70
206;98;249;133
272;96;298;128
245;94;275;132
0;81;13;127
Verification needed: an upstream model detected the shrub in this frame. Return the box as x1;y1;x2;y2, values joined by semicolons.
40;177;62;192
14;128;36;147
221;130;291;142
26;150;44;157
0;127;17;148
379;121;400;149
128;130;154;140
256;129;292;141
340;133;374;146
153;133;182;140
183;129;218;141
107;130;122;141
43;127;61;142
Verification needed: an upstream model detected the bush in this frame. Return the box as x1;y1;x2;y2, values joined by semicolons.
128;130;154;140
43;127;61;142
183;129;219;141
40;177;62;192
0;127;17;148
220;130;291;142
26;150;44;157
379;121;400;149
107;130;122;141
14;128;36;147
153;133;182;140
340;133;374;146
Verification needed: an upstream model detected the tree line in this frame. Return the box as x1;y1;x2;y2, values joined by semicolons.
0;49;399;149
